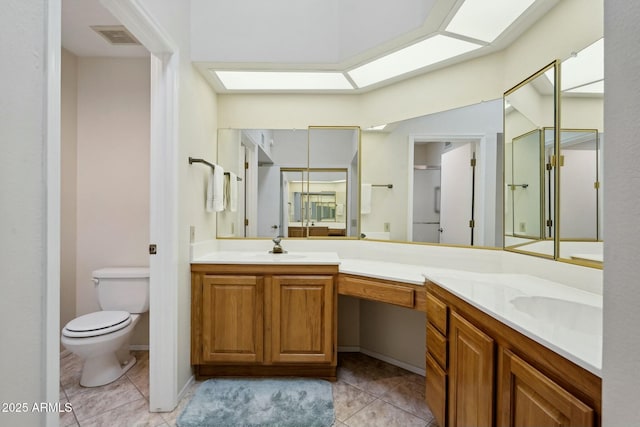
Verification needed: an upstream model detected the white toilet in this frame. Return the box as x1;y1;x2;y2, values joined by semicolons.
61;267;149;387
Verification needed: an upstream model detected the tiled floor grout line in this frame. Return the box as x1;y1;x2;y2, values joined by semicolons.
76;394;148;426
339;396;379;426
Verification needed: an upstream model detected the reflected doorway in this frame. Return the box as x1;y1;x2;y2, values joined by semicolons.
411;140;477;245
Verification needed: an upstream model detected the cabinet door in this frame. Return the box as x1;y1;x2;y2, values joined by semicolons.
426;353;447;427
449;311;494;427
497;349;594;427
201;275;263;363
270;275;334;363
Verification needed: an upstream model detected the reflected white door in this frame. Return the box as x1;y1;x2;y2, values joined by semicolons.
440;143;474;245
412;168;441;243
257;165;281;237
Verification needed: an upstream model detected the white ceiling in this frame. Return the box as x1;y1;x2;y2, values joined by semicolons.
62;0;148;57
61;0;559;91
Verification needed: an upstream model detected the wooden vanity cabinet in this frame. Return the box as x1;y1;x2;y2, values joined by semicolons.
448;311;494;427
425;282;601;427
425;292;449;427
200;275;264;363
191;264;338;380
498;349;593;427
270;275;334;363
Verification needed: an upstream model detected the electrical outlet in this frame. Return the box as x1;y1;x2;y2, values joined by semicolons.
384;222;391;232
189;226;195;243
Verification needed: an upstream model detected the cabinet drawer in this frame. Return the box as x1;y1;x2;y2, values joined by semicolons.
426;353;447;427
426;292;448;335
339;275;414;308
427;323;447;370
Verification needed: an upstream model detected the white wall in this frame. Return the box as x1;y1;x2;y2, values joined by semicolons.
0;1;52;425
61;49;78;335
602;1;640;425
75;57;151;345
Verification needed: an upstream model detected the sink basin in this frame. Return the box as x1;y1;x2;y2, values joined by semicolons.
510;296;602;335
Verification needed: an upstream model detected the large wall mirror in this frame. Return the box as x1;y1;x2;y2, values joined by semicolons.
216;126;360;239
503;39;604;268
216;101;504;247
557;37;604;267
503;61;559;259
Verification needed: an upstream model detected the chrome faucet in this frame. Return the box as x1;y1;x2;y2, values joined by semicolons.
270;236;286;254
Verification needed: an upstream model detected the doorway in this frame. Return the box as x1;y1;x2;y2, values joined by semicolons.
409;137;480;246
50;0;181;416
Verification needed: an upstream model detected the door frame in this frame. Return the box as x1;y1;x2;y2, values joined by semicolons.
407;134;485;244
101;0;180;412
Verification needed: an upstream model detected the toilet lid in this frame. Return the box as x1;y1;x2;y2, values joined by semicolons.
62;311;131;338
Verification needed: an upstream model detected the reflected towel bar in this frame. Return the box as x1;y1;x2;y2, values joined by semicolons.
188;157;242;181
372;184;393;188
508;184;528;189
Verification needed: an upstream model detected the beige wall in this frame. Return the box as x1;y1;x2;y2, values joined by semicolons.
61;49;78;337
360;131;409;239
177;63;219;389
360;300;426;370
74;57;151;345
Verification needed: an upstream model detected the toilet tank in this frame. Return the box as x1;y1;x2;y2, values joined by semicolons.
93;267;150;313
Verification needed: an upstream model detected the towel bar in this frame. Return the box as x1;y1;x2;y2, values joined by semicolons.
189;157;242;181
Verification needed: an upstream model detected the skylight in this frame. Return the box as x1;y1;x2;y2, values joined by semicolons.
213;71;354;91
446;0;536;43
560;38;604;91
567;80;604;94
347;35;482;88
543;38;604;93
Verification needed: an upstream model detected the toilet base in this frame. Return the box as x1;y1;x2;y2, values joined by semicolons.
80;354;137;387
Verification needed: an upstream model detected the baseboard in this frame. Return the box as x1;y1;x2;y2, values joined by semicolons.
177;375;195;404
359;348;425;376
337;346;360;352
130;345;150;351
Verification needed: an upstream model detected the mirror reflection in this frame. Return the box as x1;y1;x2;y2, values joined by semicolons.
285;169;349;237
216;101;504;246
216;127;359;238
361;100;503;247
557;38;604;266
503;61;557;258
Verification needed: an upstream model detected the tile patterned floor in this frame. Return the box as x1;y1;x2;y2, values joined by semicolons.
60;351;437;427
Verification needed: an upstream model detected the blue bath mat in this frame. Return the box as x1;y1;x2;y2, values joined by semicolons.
177;378;335;427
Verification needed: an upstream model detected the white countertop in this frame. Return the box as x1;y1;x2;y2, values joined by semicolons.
191;251;340;265
339;258;426;285
422;267;602;376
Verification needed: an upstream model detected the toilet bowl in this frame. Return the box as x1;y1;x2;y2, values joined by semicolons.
61;267;149;387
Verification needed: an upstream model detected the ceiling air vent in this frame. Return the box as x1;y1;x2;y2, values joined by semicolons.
91;25;140;46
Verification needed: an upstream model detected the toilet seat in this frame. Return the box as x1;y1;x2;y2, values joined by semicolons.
63;310;132;338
